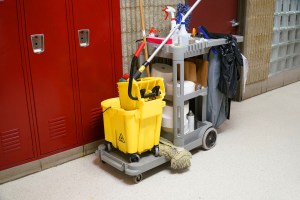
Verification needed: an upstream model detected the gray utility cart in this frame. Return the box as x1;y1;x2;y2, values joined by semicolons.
96;36;243;183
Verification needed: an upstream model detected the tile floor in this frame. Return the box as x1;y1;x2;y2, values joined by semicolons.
1;81;300;200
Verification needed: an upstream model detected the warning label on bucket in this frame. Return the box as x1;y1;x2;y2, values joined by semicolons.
118;133;125;143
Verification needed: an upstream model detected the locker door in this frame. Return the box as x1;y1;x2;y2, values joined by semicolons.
23;0;78;154
72;0;121;143
0;0;34;169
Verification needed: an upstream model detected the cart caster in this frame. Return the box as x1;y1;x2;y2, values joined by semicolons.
129;154;140;163
152;145;159;157
202;127;217;150
134;174;143;184
105;142;112;152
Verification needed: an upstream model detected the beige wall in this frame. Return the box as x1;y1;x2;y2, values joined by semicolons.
120;0;185;73
242;0;274;85
241;0;300;100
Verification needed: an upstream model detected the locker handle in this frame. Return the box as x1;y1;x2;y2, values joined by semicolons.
30;34;45;54
78;29;90;47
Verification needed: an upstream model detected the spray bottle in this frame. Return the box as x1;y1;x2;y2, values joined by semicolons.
162;6;178;45
148;27;159;37
187;110;194;133
178;14;190;46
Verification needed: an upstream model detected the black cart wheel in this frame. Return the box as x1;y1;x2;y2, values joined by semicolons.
152;145;159;157
202;127;217;150
129;154;140;163
105;142;112;152
134;174;143;184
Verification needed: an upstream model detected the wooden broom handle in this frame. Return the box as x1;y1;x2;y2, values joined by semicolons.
139;0;151;77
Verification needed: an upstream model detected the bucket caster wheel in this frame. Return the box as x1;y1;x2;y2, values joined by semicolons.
129;154;140;163
202;127;217;150
105;142;112;152
152;145;159;157
134;174;143;184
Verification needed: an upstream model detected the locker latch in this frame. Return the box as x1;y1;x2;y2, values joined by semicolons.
30;34;45;54
78;29;90;47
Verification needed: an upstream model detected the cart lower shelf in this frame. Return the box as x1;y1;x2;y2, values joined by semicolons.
95;121;217;183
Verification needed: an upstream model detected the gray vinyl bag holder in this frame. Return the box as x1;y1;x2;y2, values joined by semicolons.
206;51;228;128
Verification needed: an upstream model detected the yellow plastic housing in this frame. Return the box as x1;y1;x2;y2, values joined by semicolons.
101;97;165;155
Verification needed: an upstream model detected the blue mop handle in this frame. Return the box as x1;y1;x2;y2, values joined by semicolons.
199;26;218;55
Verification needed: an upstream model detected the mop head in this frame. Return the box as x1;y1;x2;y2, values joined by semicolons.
159;137;192;170
176;3;191;31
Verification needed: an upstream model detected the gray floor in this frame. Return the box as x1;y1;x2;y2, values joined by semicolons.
1;81;300;200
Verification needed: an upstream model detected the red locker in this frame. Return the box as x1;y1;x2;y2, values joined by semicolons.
71;0;122;143
0;0;35;170
1;0;122;170
23;0;78;155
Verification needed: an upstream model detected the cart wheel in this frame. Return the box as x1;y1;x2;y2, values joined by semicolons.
134;174;143;184
129;154;140;163
202;127;217;150
152;145;159;157
105;142;112;152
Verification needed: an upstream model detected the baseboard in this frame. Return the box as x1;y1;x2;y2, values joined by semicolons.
242;68;300;100
0;140;102;184
0;160;41;184
242;80;267;100
83;140;103;155
40;147;84;170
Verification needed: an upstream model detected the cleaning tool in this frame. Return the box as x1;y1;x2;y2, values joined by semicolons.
176;3;192;31
191;28;197;37
128;42;146;101
138;0;150;77
159;137;192;170
162;6;178;45
162;6;177;30
134;0;203;79
106;42;165;162
178;14;190;46
187;110;195;133
198;26;218;55
148;27;159;37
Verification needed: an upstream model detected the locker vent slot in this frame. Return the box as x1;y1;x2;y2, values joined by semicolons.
49;116;67;140
89;107;102;129
1;128;21;152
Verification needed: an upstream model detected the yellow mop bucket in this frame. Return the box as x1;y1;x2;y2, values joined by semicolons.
117;77;165;110
101;97;165;155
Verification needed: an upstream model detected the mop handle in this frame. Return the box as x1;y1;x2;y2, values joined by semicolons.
133;0;202;79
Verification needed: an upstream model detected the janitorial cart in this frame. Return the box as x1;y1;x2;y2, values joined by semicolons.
95;0;243;183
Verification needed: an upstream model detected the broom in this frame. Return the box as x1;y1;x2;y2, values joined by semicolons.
138;0;151;77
